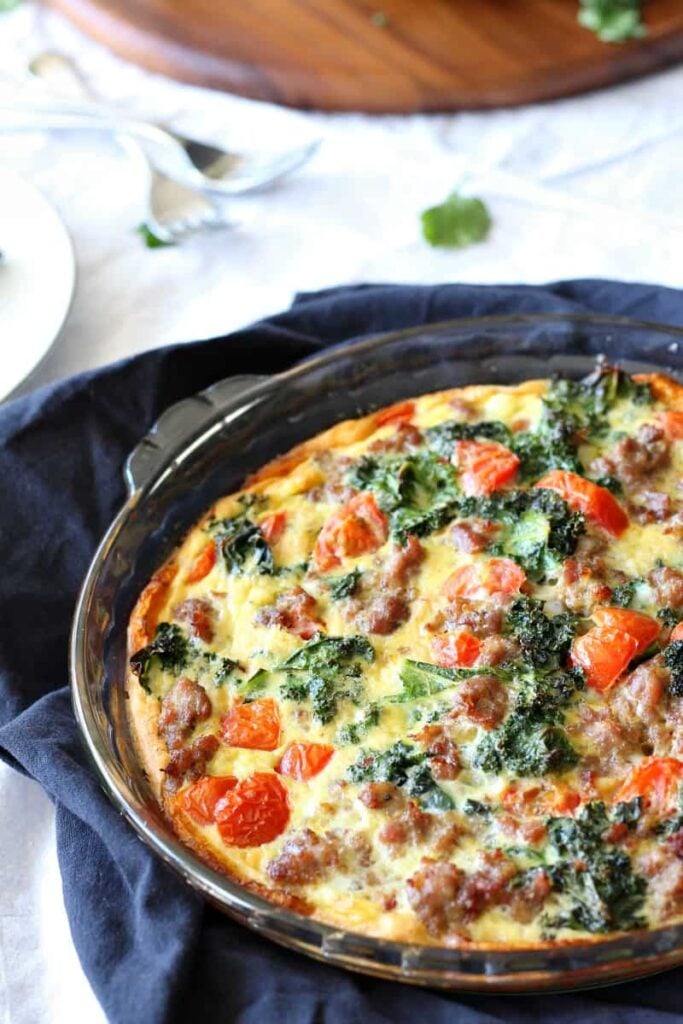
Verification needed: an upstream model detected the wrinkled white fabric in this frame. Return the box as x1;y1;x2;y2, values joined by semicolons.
1;2;682;1019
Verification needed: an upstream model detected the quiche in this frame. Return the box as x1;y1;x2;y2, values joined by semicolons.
127;362;683;948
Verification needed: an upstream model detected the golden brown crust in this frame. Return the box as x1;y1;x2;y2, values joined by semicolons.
124;371;683;949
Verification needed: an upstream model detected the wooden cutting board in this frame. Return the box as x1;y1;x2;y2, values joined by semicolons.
48;0;683;112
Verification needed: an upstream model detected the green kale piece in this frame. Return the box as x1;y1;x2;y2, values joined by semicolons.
613;797;643;828
510;410;583;482
209;510;275;576
389;659;511;704
278;635;374;724
658;607;683;629
612;579;641;608
336;703;381;744
505;597;578;669
421;191;492;250
462;798;492;818
544;361;652;439
578;0;646;43
129;622;189;693
326;568;362;600
464;487;585;581
347;450;460;543
664;640;683;697
544;802;647;933
348;740;454;810
474;715;579;777
423;419;512;458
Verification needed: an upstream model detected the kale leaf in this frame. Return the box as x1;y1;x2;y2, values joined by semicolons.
348;740;455;810
544;801;647;934
337;703;381;745
658;607;683;629
544;361;652;439
423;419;512;458
347;450;460;543
510;410;582;482
612;579;641;608
505;597;578;669
474;716;579;777
278;635;374;724
664;640;683;698
465;487;585;581
420;191;492;250
130;622;189;693
326;568;362;600
578;0;646;43
389;658;511;704
209;511;275;576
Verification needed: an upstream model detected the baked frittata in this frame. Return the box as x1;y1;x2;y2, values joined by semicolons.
127;362;683;947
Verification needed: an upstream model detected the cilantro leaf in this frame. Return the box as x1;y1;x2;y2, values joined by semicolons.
578;0;646;42
421;191;492;250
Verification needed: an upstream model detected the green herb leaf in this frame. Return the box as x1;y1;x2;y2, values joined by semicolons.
421;191;492;250
326;568;362;600
544;801;647;933
279;635;374;724
578;0;646;43
506;597;578;670
130;623;189;693
136;223;176;249
209;511;275;576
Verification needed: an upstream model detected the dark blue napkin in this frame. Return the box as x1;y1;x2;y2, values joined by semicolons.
2;279;683;1024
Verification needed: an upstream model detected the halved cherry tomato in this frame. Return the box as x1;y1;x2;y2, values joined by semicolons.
277;742;335;781
184;541;216;584
659;410;683;440
453;440;520;497
592;607;660;656
443;558;526;602
535;470;629;537
177;775;238;825
313;493;388;572
260;511;287;546
220;698;281;751
215;772;290;847
613;757;683;815
671;622;683;642
432;630;482;668
374;400;415;427
570;626;639;693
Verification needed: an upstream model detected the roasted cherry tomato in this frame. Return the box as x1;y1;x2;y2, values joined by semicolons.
659;410;683;440
184;541;217;584
177;775;238;825
453;440;520;497
374;400;415;427
443;558;526;602
220;698;281;751
432;630;481;668
259;511;287;546
671;622;683;642
614;757;683;815
592;606;660;656
277;742;335;781
313;493;388;572
215;772;290;847
570;626;639;692
535;470;629;537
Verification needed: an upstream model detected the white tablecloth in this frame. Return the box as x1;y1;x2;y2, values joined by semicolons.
1;3;683;1020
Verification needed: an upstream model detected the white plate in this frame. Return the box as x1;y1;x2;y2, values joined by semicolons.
0;167;75;402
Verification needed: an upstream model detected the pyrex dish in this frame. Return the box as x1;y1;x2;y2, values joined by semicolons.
71;313;683;993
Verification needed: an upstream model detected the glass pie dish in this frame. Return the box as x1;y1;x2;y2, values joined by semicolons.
71;312;683;993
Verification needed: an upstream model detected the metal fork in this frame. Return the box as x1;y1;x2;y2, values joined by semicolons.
27;52;227;244
28;52;319;196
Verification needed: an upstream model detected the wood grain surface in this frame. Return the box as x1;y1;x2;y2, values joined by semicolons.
47;0;683;112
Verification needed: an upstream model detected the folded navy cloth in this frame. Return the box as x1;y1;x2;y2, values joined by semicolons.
3;279;683;1024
